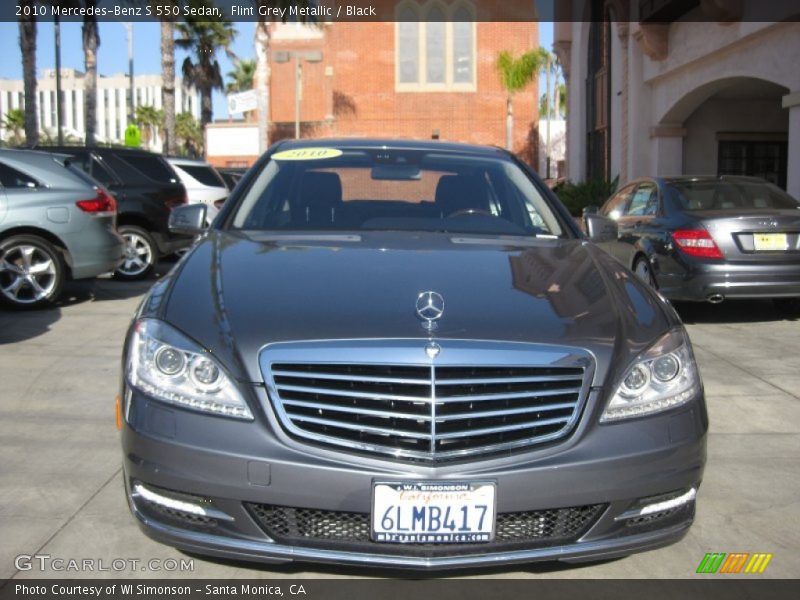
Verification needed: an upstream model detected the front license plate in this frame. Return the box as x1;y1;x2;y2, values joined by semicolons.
753;233;788;251
372;481;496;543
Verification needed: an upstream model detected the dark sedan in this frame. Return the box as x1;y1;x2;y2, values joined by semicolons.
586;176;800;308
120;139;707;569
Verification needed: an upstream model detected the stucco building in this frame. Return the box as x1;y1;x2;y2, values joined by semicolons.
554;1;800;198
0;69;199;149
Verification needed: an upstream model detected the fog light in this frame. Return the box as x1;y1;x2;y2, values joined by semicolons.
616;487;697;521
132;482;233;521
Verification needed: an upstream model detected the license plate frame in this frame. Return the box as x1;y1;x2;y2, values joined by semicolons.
753;232;788;251
371;481;497;544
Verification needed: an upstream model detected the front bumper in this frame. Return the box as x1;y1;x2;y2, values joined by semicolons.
121;384;707;570
657;258;800;302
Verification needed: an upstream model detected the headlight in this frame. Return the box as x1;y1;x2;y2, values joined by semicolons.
601;328;700;422
126;318;253;420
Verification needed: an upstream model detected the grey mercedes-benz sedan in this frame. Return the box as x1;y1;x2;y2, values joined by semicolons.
120;139;707;569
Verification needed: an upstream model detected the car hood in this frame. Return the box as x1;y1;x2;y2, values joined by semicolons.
154;231;676;385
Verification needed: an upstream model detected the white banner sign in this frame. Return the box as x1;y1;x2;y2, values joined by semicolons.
227;90;258;114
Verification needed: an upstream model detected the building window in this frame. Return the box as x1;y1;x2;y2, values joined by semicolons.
586;16;611;181
718;140;788;190
395;1;476;91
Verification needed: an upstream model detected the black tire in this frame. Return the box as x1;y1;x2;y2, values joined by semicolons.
114;225;157;281
0;234;65;309
633;256;658;289
773;298;800;316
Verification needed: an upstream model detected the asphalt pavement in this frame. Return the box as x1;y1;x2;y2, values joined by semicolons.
1;263;798;579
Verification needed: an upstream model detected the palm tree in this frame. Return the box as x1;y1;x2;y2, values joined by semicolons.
135;105;164;150
539;84;567;118
496;49;548;151
82;1;100;145
253;2;314;153
175;111;202;157
175;2;237;153
226;59;256;94
3;108;26;146
161;16;177;155
254;17;270;154
18;1;38;147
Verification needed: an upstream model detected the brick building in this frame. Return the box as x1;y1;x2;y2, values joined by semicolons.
207;2;540;167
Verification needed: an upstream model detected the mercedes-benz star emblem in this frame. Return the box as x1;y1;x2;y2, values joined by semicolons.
416;291;444;331
425;342;441;359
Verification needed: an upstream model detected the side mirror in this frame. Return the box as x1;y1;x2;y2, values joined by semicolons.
584;213;618;243
169;204;207;235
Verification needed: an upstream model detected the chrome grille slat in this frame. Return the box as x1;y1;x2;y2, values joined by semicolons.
435;388;582;402
282;399;432;421
261;342;591;463
435;416;572;440
435;402;576;422
286;413;433;439
274;370;431;385
277;383;431;403
435;374;583;385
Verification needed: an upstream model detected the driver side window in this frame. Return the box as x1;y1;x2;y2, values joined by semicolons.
601;185;634;220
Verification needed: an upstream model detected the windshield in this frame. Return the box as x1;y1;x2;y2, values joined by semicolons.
668;180;799;211
229;147;564;237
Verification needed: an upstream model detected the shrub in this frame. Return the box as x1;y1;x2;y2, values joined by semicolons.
554;176;619;216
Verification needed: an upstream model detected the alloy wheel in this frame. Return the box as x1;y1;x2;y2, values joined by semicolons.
0;244;58;305
118;231;154;277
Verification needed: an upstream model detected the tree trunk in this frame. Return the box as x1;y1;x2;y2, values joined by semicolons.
255;20;271;154
161;19;177;155
506;95;513;151
82;12;99;146
18;6;38;147
199;88;212;156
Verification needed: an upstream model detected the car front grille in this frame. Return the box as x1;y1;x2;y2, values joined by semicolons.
261;341;591;462
245;503;605;556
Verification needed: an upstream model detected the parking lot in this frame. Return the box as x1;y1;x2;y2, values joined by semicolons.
1;263;799;580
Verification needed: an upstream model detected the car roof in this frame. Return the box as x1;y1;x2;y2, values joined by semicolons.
32;145;165;158
273;137;509;157
660;175;769;184
0;148;93;187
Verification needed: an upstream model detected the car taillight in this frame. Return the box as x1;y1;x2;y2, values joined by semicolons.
671;229;723;259
165;191;188;210
76;188;116;213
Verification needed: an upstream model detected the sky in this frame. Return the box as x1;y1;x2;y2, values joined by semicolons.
0;20;553;121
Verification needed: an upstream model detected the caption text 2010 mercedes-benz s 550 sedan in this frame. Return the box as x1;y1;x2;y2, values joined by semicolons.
118;140;707;570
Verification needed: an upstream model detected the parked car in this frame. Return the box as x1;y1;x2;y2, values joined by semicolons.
585;176;800;310
167;157;228;224
120;139;707;569
0;149;124;308
37;146;191;280
218;167;247;191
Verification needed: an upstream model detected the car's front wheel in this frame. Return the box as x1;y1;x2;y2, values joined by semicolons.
0;235;65;309
115;225;157;280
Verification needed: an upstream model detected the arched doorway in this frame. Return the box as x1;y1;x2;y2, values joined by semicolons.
660;77;790;189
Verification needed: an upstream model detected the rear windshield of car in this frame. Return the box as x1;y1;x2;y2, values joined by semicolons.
229;148;565;237
117;154;178;184
668;180;799;211
177;164;226;188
